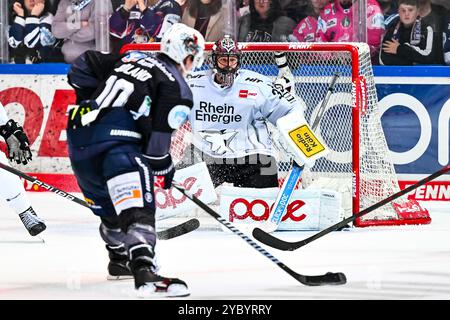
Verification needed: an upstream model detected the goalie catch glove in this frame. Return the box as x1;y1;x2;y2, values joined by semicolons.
145;154;175;190
0;119;33;165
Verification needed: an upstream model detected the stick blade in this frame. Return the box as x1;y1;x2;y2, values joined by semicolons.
157;218;200;240
299;272;347;286
252;227;298;251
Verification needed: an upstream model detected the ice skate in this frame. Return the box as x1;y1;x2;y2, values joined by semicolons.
133;266;190;298
19;207;46;236
106;245;133;280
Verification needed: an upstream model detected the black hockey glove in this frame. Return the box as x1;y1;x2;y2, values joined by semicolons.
67;100;95;129
0;119;33;165
145;154;175;190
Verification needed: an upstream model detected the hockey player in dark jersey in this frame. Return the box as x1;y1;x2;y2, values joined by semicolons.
66;23;205;298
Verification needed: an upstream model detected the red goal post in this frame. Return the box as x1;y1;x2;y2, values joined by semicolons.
120;42;431;228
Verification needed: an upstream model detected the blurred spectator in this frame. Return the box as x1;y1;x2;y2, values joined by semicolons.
279;0;308;24
238;0;250;16
377;0;398;19
110;0;181;53
418;0;445;34
181;0;227;41
49;0;60;13
175;0;188;11
380;0;442;65
418;0;445;64
317;0;385;63
291;0;329;42
238;0;296;42
431;0;450;10
111;0;123;10
8;0;62;63
52;0;108;64
444;10;450;65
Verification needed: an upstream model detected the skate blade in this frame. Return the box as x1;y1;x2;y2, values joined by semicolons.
107;275;133;281
136;283;190;298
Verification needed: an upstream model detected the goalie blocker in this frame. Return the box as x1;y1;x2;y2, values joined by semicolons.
276;110;328;168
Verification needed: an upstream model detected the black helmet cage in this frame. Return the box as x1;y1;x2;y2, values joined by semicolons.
210;36;241;87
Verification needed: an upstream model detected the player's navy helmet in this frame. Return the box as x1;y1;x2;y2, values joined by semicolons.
211;35;241;87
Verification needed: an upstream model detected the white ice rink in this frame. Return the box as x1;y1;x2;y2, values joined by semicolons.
1;192;450;300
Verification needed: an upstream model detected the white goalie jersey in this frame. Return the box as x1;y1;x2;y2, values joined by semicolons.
187;69;305;159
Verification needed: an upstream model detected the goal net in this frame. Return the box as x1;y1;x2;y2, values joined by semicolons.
121;42;430;227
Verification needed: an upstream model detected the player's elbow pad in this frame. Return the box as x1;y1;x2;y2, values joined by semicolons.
275;110;328;167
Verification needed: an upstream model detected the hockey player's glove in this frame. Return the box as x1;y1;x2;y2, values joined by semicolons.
145;154;175;190
67;100;94;129
0;119;33;165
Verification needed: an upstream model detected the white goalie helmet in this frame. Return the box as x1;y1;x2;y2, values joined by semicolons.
161;23;205;74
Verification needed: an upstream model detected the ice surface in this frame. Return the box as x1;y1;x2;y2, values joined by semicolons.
0;193;449;300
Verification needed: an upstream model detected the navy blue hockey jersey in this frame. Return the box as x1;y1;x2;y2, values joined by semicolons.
67;50;193;159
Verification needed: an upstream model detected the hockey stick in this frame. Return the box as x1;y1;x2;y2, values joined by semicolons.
259;72;340;233
173;182;346;286
0;162;200;240
253;165;450;251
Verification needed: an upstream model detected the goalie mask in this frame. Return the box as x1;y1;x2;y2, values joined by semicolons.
211;35;241;87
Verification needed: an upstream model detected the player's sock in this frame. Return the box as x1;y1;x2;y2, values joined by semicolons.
18;207;46;236
106;245;133;280
129;244;189;298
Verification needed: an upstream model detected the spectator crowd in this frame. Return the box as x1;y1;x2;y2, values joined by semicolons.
5;0;450;65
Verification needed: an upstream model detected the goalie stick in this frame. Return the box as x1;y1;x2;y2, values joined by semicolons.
173;182;346;286
259;72;340;233
0;162;199;240
253;164;450;251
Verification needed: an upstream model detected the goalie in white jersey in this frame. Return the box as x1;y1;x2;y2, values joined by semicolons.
185;35;313;188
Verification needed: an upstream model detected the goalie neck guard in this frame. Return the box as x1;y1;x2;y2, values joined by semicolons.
211;35;241;87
